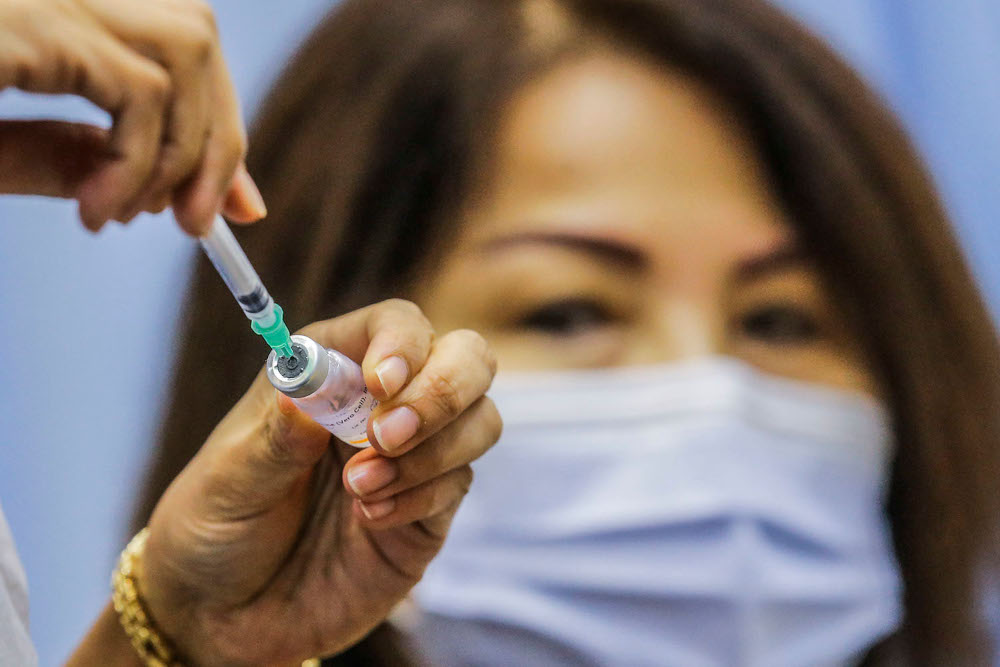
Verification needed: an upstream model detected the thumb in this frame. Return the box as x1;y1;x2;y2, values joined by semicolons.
0;120;110;197
205;390;332;519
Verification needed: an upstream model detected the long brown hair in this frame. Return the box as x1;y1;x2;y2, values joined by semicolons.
136;0;1000;661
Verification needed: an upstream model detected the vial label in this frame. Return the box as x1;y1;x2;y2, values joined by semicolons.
303;387;378;447
267;337;379;449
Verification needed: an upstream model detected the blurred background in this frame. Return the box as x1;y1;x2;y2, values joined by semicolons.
0;0;996;663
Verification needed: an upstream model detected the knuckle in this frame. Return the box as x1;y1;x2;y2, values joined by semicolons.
456;465;474;495
163;143;200;187
450;329;496;375
484;344;499;378
233;131;248;159
384;298;424;320
159;143;201;182
189;0;220;36
483;399;504;444
138;65;171;103
423;369;465;421
419;439;450;478
428;481;446;514
10;47;41;90
449;328;486;349
200;467;229;503
177;22;215;67
218;130;248;167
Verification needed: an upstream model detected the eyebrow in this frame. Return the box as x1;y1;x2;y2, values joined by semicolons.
734;243;806;281
479;232;648;271
479;230;804;278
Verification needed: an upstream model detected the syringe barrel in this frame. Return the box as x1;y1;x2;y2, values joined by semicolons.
199;216;276;326
265;335;377;448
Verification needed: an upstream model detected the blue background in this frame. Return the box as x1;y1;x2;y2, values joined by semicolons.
0;1;996;663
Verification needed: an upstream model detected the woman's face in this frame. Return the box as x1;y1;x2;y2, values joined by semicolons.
415;51;876;396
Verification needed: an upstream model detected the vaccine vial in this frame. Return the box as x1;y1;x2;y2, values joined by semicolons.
265;334;377;447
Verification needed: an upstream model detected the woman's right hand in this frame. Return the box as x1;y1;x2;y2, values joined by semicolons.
0;0;265;234
137;299;502;665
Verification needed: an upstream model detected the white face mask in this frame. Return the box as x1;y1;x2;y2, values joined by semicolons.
413;357;902;667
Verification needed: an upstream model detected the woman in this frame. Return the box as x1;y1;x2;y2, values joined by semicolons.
136;0;1000;663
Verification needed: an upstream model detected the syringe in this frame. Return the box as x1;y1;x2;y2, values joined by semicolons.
200;215;376;447
199;215;294;358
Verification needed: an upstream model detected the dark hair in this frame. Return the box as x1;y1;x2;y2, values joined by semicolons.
135;0;1000;662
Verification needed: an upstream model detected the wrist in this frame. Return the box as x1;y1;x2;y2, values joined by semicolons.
134;532;273;667
66;602;145;667
118;528;238;666
134;527;211;664
128;516;328;666
112;528;185;665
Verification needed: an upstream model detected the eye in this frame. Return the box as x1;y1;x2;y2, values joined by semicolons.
517;298;615;336
737;303;820;344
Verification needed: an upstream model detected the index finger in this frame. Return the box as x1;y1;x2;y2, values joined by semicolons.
298;299;435;402
171;40;247;234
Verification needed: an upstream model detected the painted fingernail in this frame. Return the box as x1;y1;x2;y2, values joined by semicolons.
375;356;408;397
235;164;267;219
372;406;420;452
347;458;398;496
360;497;396;520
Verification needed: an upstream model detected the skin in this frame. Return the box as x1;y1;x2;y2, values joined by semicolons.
0;2;502;664
416;50;879;397
0;0;263;232
68;301;500;665
132;303;500;665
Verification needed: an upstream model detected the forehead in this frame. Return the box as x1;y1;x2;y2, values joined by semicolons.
460;50;792;259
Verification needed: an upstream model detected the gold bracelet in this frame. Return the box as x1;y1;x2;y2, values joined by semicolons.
112;527;182;667
114;527;324;667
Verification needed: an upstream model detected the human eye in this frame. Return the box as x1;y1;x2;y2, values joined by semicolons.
736;302;821;345
516;297;617;337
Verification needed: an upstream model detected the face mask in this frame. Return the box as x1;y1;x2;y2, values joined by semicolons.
412;357;902;666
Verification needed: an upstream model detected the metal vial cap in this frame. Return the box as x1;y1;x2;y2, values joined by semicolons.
265;334;329;398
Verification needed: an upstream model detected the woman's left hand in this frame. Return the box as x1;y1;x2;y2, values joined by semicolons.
137;299;501;665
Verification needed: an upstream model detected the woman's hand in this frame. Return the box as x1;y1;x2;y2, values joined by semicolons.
138;299;502;665
0;0;265;233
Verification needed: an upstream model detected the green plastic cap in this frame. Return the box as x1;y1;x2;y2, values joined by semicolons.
251;303;294;357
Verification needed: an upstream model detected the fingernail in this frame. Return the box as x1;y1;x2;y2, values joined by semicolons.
235;165;267;219
360;497;396;520
375;356;408;397
347;458;398;496
372;406;420;452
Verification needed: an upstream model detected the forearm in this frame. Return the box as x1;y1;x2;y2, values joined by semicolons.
66;601;144;667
